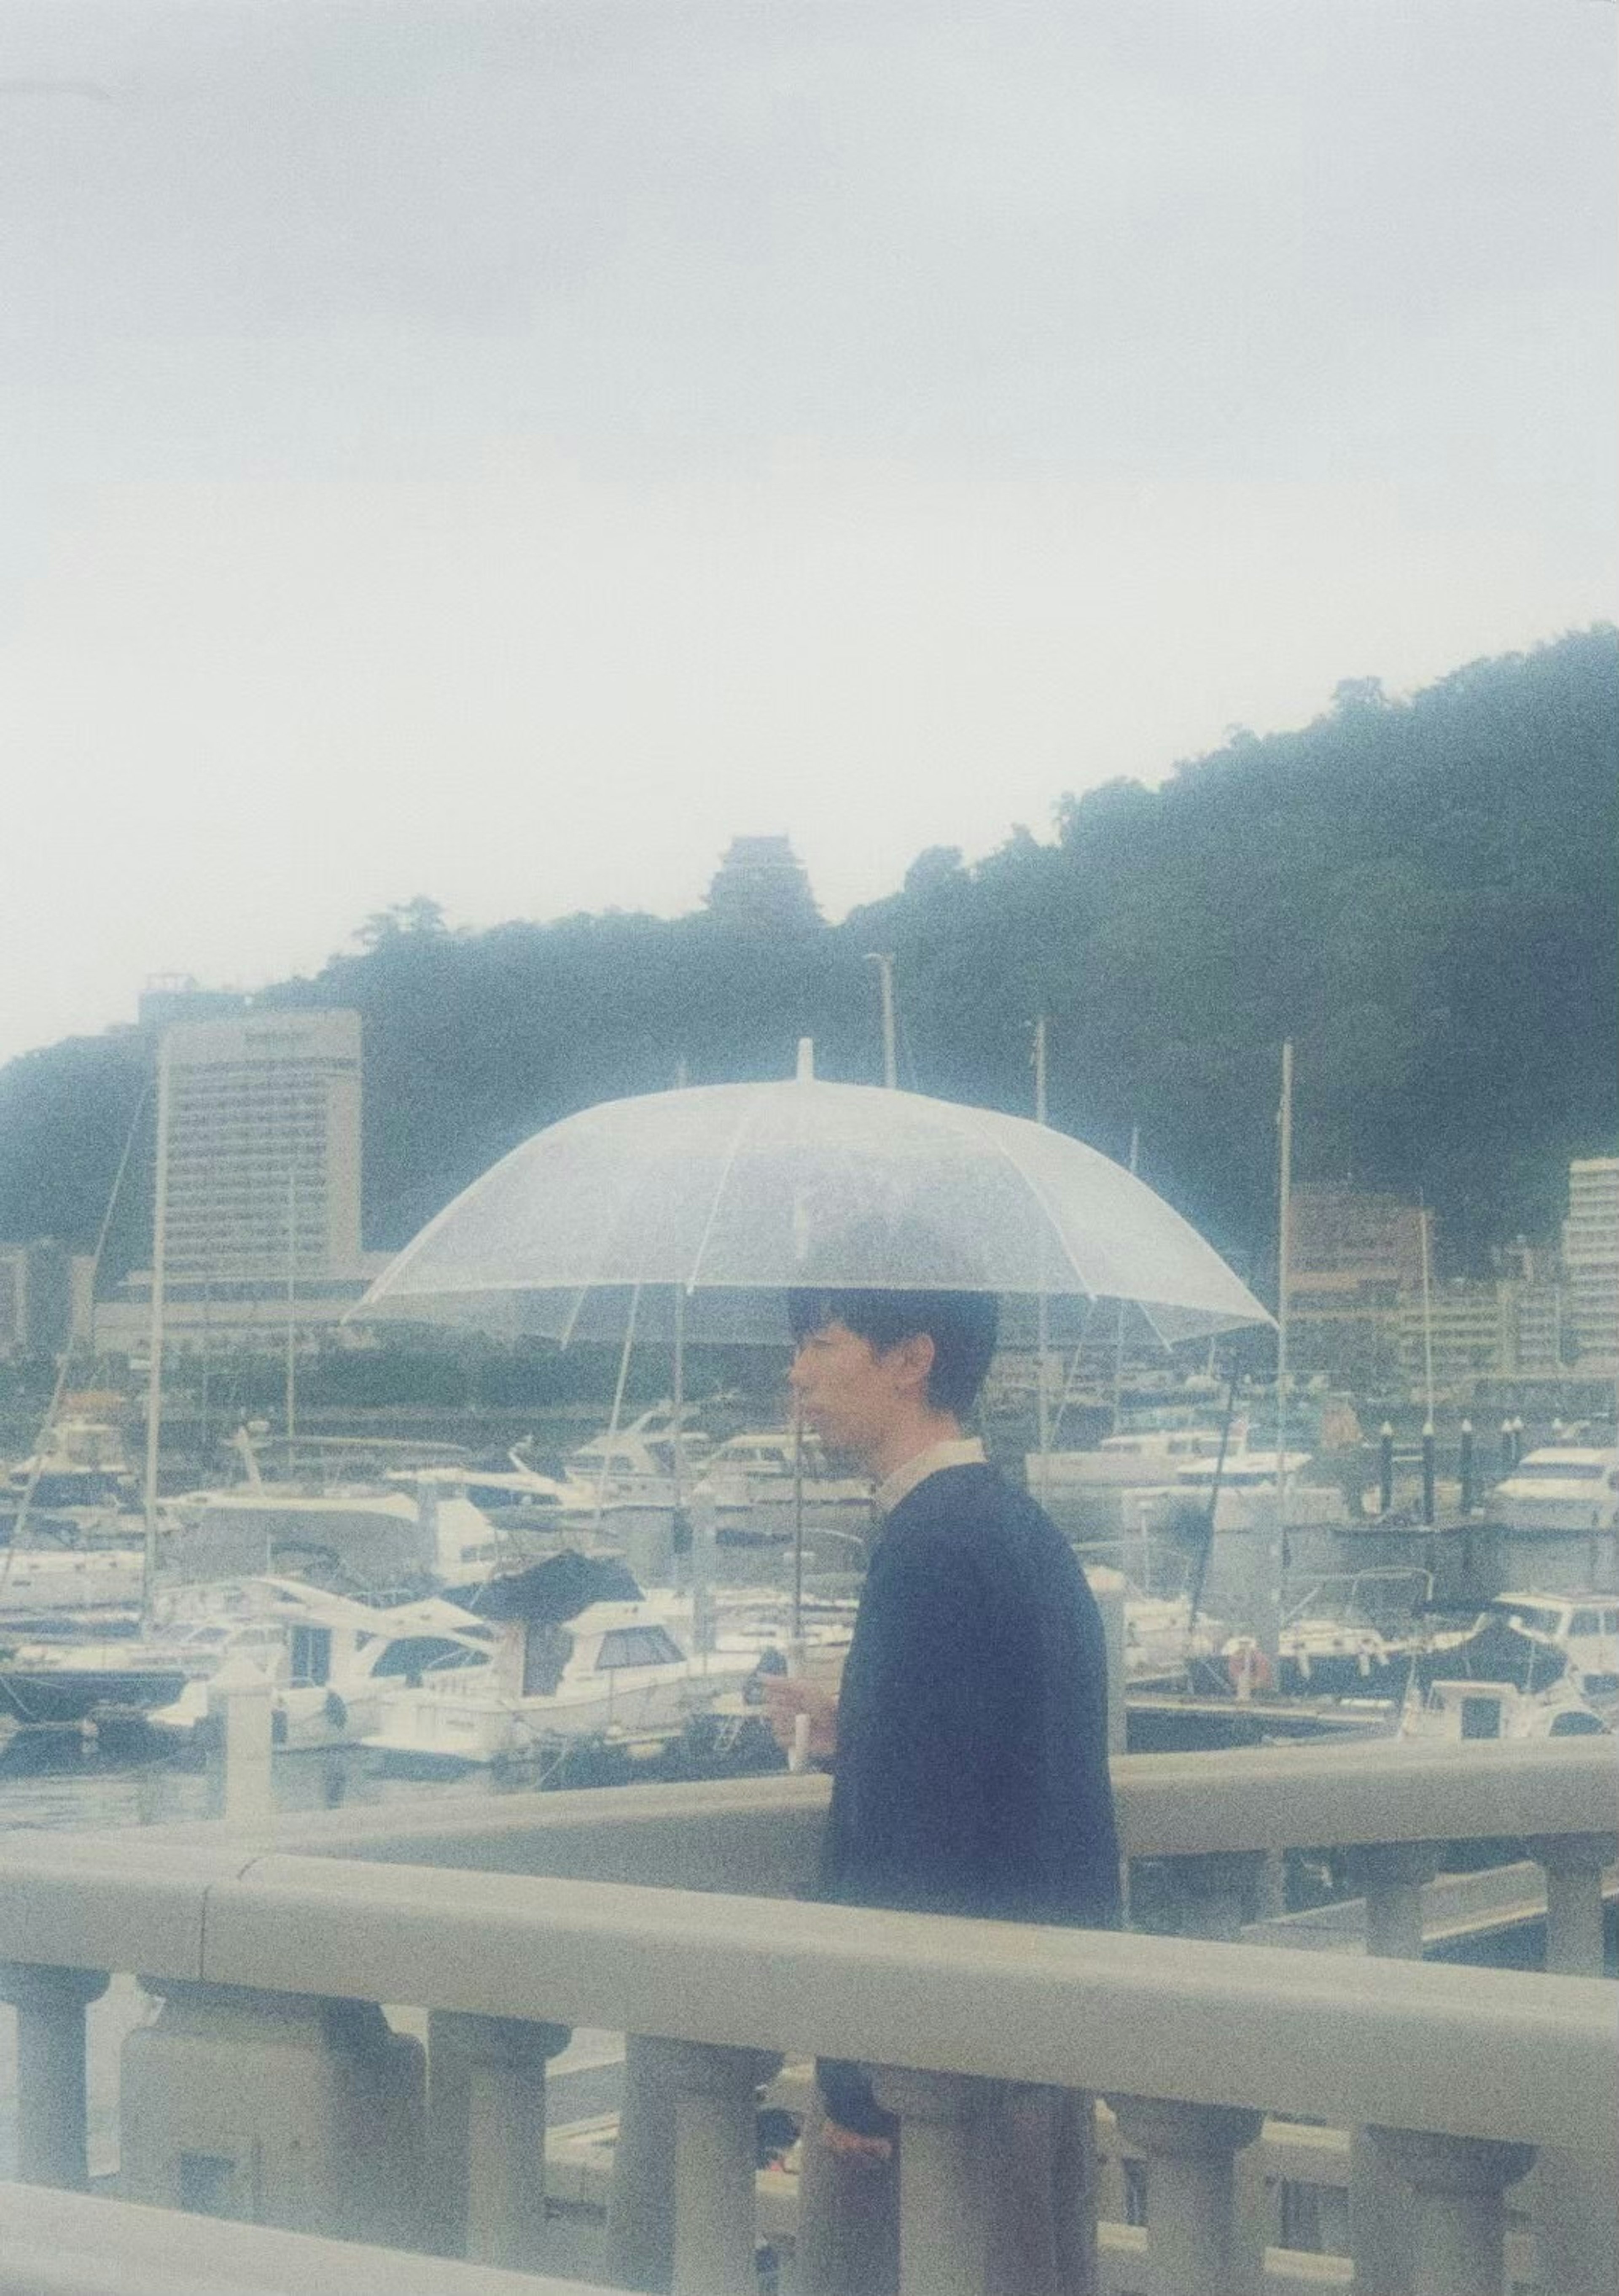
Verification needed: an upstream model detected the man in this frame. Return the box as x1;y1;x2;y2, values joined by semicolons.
768;1286;1121;2294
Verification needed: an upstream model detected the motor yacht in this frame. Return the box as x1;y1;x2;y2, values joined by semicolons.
691;1430;874;1545
1148;1450;1351;1534
144;1579;495;1751
1484;1443;1619;1534
1026;1424;1240;1494
4;1414;135;1510
1479;1591;1619;1709
160;1479;513;1600
363;1584;758;1771
1398;1675;1609;1743
1397;1608;1613;1742
0;1540;146;1620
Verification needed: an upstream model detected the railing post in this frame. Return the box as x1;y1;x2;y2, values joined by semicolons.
120;1981;426;2247
1527;1830;1614;1977
982;2082;1102;2296
1108;2097;1263;2296
1344;1842;1438;2296
869;2067;991;2296
1365;2129;1534;2296
0;1965;110;2190
1342;1841;1438;1961
606;2033;678;2293
1172;1851;1264;1942
639;2038;780;2296
426;2011;570;2269
1520;1836;1619;2296
206;1653;275;1823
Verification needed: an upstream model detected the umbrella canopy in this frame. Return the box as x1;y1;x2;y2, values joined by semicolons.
356;1066;1269;1351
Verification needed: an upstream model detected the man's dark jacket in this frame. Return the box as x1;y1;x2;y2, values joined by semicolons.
817;1461;1121;2133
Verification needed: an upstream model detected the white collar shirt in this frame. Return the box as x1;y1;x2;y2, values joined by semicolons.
875;1436;988;1519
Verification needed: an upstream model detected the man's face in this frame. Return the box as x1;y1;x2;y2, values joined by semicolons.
788;1317;911;1469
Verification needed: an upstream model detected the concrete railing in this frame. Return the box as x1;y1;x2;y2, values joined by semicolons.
0;2180;600;2296
0;1739;1613;2296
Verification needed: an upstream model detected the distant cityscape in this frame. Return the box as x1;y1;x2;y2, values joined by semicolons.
1;966;1614;1407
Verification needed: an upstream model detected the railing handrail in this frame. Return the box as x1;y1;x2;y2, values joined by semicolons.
52;1736;1616;1871
1;1837;1612;2151
0;2181;604;2296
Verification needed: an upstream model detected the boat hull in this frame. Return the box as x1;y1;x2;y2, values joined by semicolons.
0;1665;189;1726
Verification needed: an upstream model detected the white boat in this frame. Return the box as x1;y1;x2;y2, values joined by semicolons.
1398;1675;1609;1742
1122;1592;1227;1685
145;1579;495;1751
1026;1424;1240;1494
1478;1591;1619;1710
692;1430;874;1544
5;1414;136;1510
385;1456;583;1531
1485;1444;1619;1534
159;1480;512;1599
363;1587;758;1770
1149;1451;1351;1534
1398;1604;1613;1741
1219;1569;1432;1697
556;1403;716;1510
0;1541;147;1618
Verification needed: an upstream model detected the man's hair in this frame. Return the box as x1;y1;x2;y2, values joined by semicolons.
786;1288;999;1417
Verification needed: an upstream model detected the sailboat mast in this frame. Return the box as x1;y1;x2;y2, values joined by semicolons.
1110;1125;1140;1432
1418;1200;1436;1428
1266;1039;1294;1667
1275;1042;1293;1510
142;1032;173;1618
1033;1016;1051;1500
285;1165;298;1473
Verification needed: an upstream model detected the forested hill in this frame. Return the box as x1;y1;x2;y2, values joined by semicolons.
3;627;1614;1295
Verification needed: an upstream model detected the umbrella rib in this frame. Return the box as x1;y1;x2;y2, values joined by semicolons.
683;1093;767;1295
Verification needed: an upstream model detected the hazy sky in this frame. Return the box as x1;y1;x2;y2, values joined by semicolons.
2;0;1613;1066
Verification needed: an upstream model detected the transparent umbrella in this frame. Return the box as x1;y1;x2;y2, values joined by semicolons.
356;1049;1269;1349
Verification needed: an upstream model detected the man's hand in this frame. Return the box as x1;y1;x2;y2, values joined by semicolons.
761;1674;838;1760
820;2116;893;2166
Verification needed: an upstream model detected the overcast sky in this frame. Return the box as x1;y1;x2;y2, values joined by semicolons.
2;0;1613;1066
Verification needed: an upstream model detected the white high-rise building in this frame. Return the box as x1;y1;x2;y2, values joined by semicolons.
1563;1157;1619;1370
160;1010;363;1284
98;1009;379;1349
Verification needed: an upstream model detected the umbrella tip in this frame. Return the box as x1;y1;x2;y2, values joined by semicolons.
796;1037;815;1082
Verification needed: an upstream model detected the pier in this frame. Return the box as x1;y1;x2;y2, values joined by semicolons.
0;1736;1613;2294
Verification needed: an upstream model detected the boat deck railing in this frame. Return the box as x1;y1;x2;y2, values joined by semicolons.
0;1739;1613;2295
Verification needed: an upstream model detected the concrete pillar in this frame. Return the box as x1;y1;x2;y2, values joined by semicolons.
1173;1852;1263;1942
0;1965;110;2189
981;2083;1102;2296
1108;2097;1264;2296
120;1981;425;2248
1344;1841;1438;1962
1527;1831;1614;1977
869;2067;991;2296
1231;2136;1276;2296
1528;2140;1619;2296
1344;1842;1439;2296
426;2011;570;2269
637;2038;779;2296
605;2034;678;2293
1518;1838;1619;2296
1365;2129;1533;2296
207;1654;275;1823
